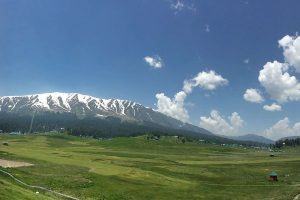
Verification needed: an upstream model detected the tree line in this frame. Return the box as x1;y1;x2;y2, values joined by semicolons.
272;138;300;148
0;111;266;146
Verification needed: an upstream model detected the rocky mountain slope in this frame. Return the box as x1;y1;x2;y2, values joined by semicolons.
0;92;212;135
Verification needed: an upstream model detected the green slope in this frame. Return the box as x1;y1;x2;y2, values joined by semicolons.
0;178;56;200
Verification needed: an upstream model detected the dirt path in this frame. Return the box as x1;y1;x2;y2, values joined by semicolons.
0;159;33;168
294;194;300;200
0;168;80;200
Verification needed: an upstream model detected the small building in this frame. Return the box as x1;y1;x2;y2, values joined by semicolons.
269;171;278;181
0;130;3;133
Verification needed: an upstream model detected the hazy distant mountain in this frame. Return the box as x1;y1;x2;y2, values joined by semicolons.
230;134;274;144
0;92;212;135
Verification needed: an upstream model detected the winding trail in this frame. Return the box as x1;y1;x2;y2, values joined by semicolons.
0;168;80;200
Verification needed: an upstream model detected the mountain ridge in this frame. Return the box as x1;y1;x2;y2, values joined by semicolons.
228;134;274;144
0;92;213;136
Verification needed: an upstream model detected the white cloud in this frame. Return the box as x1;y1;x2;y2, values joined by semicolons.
156;70;228;122
243;58;250;64
205;24;210;33
263;117;300;140
170;0;184;11
169;0;196;13
243;88;264;103
247;35;300;110
199;110;244;136
278;35;300;72
144;55;163;69
258;61;300;103
183;70;228;93
230;112;244;130
155;91;189;122
263;103;282;112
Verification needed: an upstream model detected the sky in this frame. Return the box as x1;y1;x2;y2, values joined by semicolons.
0;0;300;140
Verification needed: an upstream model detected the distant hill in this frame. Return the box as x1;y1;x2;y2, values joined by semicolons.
229;134;274;144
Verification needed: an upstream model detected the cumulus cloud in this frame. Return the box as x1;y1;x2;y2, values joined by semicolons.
144;55;163;69
243;88;264;103
183;70;228;93
258;61;300;103
155;91;189;122
263;103;282;112
263;117;300;140
278;35;300;72
247;35;300;109
243;34;300;138
156;70;228;122
199;110;244;136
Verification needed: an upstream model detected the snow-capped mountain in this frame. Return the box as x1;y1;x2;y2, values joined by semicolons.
0;93;144;119
0;92;212;135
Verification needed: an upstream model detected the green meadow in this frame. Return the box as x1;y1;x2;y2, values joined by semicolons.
0;133;300;200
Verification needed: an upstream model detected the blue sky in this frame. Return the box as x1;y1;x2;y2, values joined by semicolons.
1;0;300;139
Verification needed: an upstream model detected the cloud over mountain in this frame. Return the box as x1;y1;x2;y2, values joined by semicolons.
263;117;300;140
156;70;228;122
155;91;189;122
199;110;244;136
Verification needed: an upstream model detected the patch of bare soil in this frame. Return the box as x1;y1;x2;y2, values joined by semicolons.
0;159;33;168
294;194;300;200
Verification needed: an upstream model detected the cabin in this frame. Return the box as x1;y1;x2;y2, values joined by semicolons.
269;171;278;181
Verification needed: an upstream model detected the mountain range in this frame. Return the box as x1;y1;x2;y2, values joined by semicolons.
0;92;272;144
0;92;212;133
228;134;274;144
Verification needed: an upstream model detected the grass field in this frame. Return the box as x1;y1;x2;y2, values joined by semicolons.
0;133;300;200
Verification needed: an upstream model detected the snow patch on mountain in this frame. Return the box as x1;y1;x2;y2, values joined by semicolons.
0;92;147;117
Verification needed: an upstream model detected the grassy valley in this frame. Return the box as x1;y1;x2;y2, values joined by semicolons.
0;133;300;200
